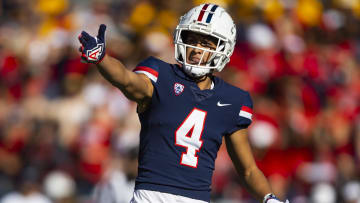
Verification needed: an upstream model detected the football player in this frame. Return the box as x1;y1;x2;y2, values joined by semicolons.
78;3;289;203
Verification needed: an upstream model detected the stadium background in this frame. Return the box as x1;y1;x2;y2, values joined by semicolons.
0;0;359;202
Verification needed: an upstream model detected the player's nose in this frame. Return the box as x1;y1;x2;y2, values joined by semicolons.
190;48;204;58
192;45;205;54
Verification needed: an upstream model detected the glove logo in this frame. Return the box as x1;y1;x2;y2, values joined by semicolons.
87;43;104;61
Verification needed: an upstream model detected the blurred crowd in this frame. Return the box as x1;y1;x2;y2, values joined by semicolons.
0;0;359;202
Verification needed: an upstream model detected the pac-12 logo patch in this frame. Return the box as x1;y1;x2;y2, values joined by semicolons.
174;83;185;96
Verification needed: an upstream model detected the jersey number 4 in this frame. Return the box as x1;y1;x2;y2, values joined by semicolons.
175;108;207;168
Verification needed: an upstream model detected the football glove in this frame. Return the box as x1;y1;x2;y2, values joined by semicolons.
78;24;106;64
263;193;289;203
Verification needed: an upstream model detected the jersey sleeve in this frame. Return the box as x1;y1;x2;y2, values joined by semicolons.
133;57;160;83
226;92;253;135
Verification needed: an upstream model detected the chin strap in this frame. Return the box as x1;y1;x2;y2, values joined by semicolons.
210;80;214;89
181;65;214;83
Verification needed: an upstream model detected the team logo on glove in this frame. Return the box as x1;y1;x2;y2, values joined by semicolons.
87;43;104;61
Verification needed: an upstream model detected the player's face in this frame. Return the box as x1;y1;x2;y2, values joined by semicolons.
183;32;218;65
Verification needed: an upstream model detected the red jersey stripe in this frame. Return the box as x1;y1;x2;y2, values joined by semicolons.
241;106;253;114
133;66;159;77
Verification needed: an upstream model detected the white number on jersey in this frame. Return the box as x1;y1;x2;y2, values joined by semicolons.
175;108;207;168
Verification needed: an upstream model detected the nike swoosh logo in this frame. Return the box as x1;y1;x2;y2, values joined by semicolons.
217;101;232;106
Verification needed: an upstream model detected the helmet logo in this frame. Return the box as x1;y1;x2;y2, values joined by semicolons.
197;4;219;23
174;83;185;96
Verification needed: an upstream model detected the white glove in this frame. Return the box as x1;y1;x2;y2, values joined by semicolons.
263;193;289;203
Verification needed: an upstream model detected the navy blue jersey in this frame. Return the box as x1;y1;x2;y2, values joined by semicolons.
133;57;253;202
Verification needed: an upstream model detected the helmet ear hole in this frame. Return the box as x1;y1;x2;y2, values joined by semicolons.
176;43;186;63
179;54;184;62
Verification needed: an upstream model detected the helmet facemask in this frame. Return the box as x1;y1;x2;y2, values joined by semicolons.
175;29;229;78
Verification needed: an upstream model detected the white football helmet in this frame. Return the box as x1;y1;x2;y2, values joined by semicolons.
174;4;236;78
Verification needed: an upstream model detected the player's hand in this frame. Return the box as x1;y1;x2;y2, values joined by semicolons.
78;24;106;64
264;194;289;203
266;199;289;203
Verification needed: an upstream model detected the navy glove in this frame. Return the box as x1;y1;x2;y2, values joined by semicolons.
264;194;289;203
78;24;106;64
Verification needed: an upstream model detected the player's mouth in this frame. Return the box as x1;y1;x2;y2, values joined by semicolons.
188;56;207;65
189;57;200;64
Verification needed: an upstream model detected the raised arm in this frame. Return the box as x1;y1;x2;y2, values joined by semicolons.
78;24;153;106
97;55;153;104
225;129;288;203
